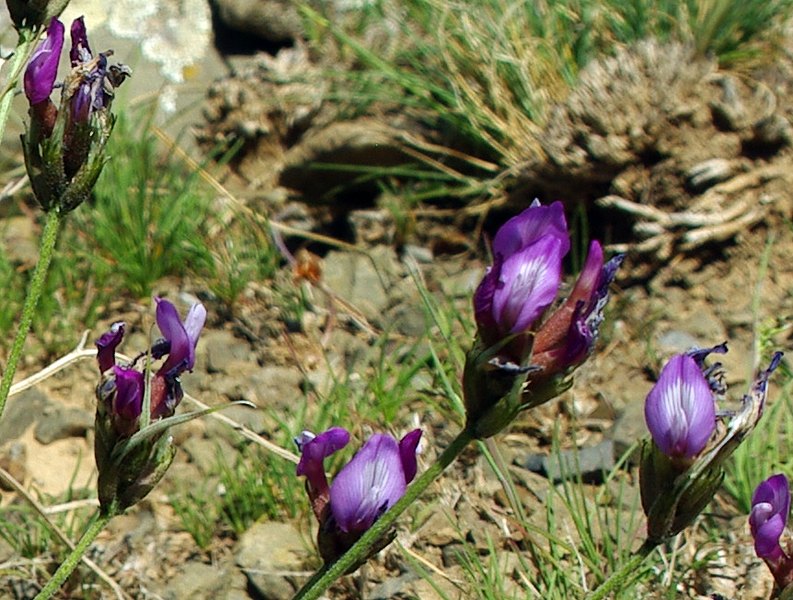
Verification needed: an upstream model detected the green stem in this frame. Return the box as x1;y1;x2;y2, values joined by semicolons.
585;540;658;600
0;26;39;147
294;427;475;600
0;209;63;419
34;510;114;600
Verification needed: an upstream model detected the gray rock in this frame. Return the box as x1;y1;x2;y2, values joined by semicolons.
321;247;399;324
750;114;793;149
368;571;420;599
0;389;51;444
235;522;312;600
158;560;235;599
200;330;255;374
34;407;93;444
610;399;648;463
247;366;304;410
520;440;616;484
210;0;303;44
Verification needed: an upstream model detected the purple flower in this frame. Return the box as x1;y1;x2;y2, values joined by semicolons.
750;474;790;563
23;18;64;105
644;354;716;460
330;430;422;534
95;298;206;436
297;428;422;561
473;200;568;363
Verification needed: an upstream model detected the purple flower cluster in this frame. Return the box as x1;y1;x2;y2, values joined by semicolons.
21;16;130;213
96;298;206;437
473;200;622;376
750;474;793;588
24;17;123;133
464;200;622;437
296;427;421;562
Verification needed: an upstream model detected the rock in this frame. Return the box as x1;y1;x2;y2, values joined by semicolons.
368;571;420;599
158;560;237;599
0;442;26;490
182;434;237;474
321;247;399;324
247;366;304;410
421;510;459;547
0;216;38;266
34;406;93;444
209;0;302;45
200;330;255;374
0;389;51;444
349;209;396;246
610;399;647;463
441;543;466;568
520;440;616;484
748;114;792;152
235;522;313;600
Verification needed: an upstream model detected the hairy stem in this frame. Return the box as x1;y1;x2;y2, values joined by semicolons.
0;209;63;419
585;540;658;600
293;427;474;600
34;509;115;600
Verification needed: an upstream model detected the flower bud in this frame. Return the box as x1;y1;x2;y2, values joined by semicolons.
750;474;793;589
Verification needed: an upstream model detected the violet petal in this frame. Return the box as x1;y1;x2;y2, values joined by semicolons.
69;16;91;65
398;429;422;483
491;200;570;260
644;354;716;458
96;321;125;373
24;18;64;105
112;365;144;422
330;434;407;533
491;235;564;335
296;427;350;497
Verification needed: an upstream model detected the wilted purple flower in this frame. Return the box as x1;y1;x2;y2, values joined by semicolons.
23;18;64;106
296;428;422;562
95;298;206;436
473;201;567;364
532;240;624;377
644;354;716;460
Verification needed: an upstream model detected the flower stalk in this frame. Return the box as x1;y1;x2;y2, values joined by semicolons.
0;209;62;420
293;426;474;600
33;508;116;600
